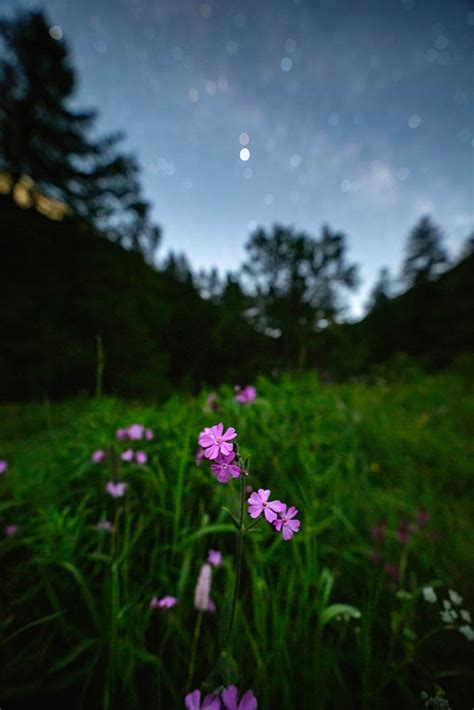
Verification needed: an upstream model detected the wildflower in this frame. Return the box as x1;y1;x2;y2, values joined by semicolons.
91;449;105;464
195;448;205;466
116;428;128;440
384;563;400;582
273;504;301;541
415;509;430;527
370;522;386;545
210;452;240;483
128;424;145;440
247;489;282;524
235;385;257;405
185;689;221;710
221;685;258;710
460;609;472;623
194;563;215;612
448;589;463;606
198;423;237;460
95;520;114;532
440;608;457;624
121;448;134;462
459;625;474;641
150;595;178;609
0;460;8;474
207;549;222;567
145;428;154;440
4;524;18;537
396;521;414;544
135;451;148;465
105;481;127;498
205;392;219;412
422;587;437;603
368;550;383;566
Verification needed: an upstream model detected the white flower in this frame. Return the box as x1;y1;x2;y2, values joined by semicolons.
459;625;474;642
440;609;457;624
422;586;437;603
460;609;472;623
448;589;463;606
442;599;452;610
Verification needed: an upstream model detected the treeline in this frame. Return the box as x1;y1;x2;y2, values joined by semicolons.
1;10;473;401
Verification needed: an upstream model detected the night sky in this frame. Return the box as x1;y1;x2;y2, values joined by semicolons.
3;0;474;315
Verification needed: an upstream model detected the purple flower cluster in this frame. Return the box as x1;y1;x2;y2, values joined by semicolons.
197;423;240;483
185;686;257;710
116;424;154;441
150;595;178;610
248;489;301;541
121;448;148;464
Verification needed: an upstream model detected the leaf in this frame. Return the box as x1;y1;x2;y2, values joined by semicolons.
49;638;97;672
320;603;361;628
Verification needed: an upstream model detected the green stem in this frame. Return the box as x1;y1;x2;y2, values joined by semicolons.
186;611;203;693
226;474;245;644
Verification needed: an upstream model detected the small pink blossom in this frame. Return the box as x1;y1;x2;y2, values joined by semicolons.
208;549;222;567
384;562;400;582
121;448;134;462
370;522;386;545
204;392;220;412
0;460;8;475
396;521;415;544
91;449;105;464
150;595;178;609
4;524;18;537
195;448;205;466
105;481;127;498
145;428;154;440
194;563;215;612
185;689;221;710
273;504;301;541
235;385;257;405
415;509;430;527
135;451;148;465
221;685;258;710
128;424;145;440
247;489;282;524
116;428;128;440
96;520;114;532
198;423;237;460
210;452;240;483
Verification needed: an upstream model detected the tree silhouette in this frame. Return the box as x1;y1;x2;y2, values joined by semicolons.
243;224;358;368
401;216;448;288
366;267;392;313
0;10;159;258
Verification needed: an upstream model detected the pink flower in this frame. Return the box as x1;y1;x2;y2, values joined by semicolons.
247;489;282;524
145;428;154;440
396;521;414;544
415;509;430;527
91;449;105;464
150;595;178;609
370;522;386;545
198;423;237;460
185;689;221;710
4;524;18;537
0;460;8;475
116;428;128;440
135;451;148;465
194;563;215;612
273;504;301;541
195;448;205;466
128;424;145;440
384;562;400;582
96;520;114;532
205;393;220;412
222;685;258;710
210;452;240;483
207;549;222;566
121;448;134;462
235;385;257;405
105;481;127;498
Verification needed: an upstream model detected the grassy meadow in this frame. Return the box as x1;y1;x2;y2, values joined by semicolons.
1;366;474;708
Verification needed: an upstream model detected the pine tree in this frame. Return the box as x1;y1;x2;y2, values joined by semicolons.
401;216;449;287
0;10;158;258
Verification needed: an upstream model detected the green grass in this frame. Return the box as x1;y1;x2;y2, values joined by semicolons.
1;368;474;709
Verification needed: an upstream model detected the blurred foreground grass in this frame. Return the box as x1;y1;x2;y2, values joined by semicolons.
1;367;473;708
